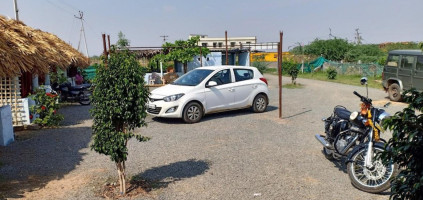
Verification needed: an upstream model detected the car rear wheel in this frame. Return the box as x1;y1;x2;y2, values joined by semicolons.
183;102;203;123
388;83;402;102
252;94;268;113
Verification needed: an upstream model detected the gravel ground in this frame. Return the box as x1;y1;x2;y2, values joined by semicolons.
0;75;408;200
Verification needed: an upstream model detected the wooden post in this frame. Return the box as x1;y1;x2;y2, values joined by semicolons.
107;35;111;52
225;31;228;65
102;34;108;67
278;31;283;119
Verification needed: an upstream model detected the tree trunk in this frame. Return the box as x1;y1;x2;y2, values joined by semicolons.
183;63;188;74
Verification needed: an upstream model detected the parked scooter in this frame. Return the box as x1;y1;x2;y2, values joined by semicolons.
52;82;91;105
315;77;397;193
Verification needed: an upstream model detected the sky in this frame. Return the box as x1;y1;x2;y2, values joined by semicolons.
1;0;422;57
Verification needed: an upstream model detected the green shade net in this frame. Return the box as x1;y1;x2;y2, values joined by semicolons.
297;56;328;73
83;65;96;80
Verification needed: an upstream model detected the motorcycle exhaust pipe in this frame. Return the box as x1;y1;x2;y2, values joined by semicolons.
315;134;332;149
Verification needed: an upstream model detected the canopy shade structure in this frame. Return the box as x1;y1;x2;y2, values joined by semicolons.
0;15;89;78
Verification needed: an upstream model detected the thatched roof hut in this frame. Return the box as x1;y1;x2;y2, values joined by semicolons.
0;15;89;78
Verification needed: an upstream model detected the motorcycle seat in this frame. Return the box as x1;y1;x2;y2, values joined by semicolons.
334;107;351;120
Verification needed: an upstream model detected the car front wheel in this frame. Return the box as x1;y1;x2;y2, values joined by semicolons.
183;102;203;123
252;94;268;113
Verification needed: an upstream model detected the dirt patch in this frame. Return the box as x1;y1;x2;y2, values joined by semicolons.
98;178;161;199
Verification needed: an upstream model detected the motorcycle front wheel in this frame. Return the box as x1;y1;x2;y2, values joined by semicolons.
79;90;91;105
347;144;397;193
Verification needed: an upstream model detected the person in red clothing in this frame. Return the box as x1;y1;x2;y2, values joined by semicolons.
75;72;83;85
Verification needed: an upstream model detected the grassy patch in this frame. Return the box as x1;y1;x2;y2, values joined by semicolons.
264;68;278;75
283;83;304;89
297;72;382;89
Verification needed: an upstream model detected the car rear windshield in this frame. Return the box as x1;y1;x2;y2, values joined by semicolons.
172;69;214;86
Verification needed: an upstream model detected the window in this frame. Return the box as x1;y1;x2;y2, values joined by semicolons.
400;56;415;69
213;42;217;48
416;56;423;71
218;42;223;47
207;69;232;85
230;42;236;47
386;55;399;67
202;43;208;47
234;69;254;82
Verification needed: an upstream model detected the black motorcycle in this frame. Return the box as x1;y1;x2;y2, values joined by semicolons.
52;82;91;105
315;77;397;193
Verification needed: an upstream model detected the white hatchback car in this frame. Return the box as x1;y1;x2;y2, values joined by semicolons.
147;66;269;123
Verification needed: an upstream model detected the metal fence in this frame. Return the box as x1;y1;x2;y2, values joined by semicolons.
326;61;383;77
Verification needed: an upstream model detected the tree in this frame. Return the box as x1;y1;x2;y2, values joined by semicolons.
380;89;423;199
153;36;209;73
303;38;352;61
116;31;130;49
91;49;150;195
344;44;385;63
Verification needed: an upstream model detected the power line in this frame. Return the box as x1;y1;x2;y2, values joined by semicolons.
45;0;74;15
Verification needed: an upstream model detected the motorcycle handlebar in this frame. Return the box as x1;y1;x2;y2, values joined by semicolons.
353;91;372;104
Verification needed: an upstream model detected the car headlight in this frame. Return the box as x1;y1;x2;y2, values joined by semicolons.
164;93;185;102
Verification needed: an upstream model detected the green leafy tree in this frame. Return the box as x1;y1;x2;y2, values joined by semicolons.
303;38;352;61
91;49;150;195
116;31;130;49
380;42;420;53
251;54;269;74
344;44;385;63
152;36;209;73
380;89;423;199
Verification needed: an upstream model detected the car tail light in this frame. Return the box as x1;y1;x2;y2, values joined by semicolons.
259;77;268;86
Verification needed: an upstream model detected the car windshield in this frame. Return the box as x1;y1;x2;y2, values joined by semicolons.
172;69;214;86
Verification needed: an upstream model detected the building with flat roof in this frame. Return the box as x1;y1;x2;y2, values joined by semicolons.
189;34;257;50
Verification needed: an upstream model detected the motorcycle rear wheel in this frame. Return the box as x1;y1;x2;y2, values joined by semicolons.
347;145;397;193
79;90;91;105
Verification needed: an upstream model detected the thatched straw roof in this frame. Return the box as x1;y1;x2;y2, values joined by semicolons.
0;15;89;77
130;49;163;59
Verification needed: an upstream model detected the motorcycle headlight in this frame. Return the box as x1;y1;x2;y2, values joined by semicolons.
164;93;185;102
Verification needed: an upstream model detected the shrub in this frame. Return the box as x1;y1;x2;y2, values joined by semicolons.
91;49;150;195
381;89;423;200
30;86;64;126
252;54;269;74
287;66;299;84
326;67;337;79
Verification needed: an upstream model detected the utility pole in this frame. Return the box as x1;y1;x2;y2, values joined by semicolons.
355;28;362;45
13;0;19;21
75;11;89;57
160;35;169;43
329;28;334;39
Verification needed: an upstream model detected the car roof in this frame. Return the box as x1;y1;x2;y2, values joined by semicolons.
197;65;257;70
389;50;423;56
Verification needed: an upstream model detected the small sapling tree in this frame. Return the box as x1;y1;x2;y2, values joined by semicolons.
91;49;150;195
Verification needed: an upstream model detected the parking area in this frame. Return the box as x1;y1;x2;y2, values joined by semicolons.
0;74;407;199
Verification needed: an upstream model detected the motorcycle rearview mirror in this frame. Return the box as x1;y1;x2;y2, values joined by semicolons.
360;77;369;98
360;77;368;85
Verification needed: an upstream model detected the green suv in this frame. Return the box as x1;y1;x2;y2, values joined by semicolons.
382;50;423;101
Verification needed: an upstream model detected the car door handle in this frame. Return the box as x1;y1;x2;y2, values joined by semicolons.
252;85;258;89
228;88;235;92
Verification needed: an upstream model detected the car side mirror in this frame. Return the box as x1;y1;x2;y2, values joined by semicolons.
206;81;218;88
360;77;368;85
